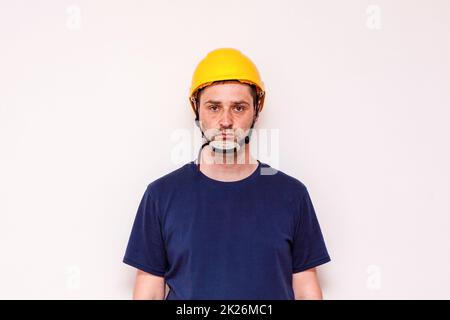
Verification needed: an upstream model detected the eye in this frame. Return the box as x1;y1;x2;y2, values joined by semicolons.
208;105;219;112
234;105;246;112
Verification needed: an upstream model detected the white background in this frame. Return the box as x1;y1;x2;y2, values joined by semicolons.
1;0;449;299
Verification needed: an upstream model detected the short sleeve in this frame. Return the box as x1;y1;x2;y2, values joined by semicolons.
123;186;168;277
292;188;331;273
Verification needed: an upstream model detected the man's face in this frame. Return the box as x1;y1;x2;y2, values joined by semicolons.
197;81;257;144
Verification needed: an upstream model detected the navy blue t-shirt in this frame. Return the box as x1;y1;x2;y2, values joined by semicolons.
123;160;331;300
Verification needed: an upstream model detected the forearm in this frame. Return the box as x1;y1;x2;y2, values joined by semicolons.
133;286;165;300
132;270;166;300
292;268;324;300
294;283;323;300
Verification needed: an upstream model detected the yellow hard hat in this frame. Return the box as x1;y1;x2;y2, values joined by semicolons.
189;48;266;114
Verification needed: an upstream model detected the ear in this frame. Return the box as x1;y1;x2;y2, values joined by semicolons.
253;102;262;124
252;112;260;125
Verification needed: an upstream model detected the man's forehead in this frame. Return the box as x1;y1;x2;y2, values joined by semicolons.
199;83;253;102
203;99;251;105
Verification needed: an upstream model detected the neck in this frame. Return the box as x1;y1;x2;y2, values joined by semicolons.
197;143;259;181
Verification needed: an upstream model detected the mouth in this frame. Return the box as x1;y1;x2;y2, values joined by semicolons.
209;139;241;152
215;134;235;140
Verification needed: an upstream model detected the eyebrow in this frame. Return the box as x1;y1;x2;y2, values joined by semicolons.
203;100;250;105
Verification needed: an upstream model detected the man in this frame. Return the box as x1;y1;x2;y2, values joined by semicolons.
123;48;331;300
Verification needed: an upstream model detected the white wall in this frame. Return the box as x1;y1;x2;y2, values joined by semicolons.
1;0;449;299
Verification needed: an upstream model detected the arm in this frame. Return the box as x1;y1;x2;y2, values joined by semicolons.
292;267;323;300
132;269;166;300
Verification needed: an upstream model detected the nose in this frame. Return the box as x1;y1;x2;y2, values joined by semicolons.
219;109;233;129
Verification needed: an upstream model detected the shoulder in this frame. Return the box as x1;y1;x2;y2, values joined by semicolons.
257;162;315;226
260;163;307;194
258;161;310;200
